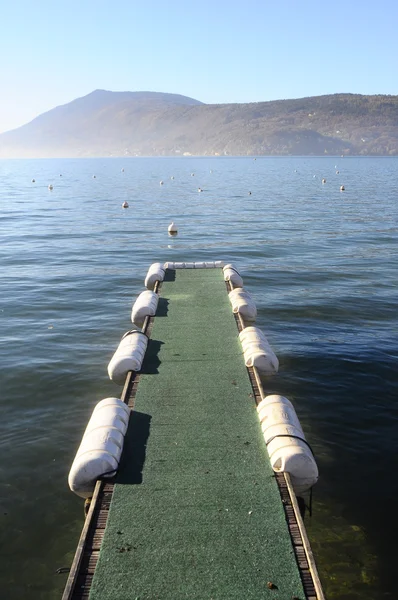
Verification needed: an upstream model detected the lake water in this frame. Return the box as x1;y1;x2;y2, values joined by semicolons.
0;156;397;600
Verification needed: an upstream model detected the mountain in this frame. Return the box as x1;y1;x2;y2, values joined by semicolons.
1;90;398;157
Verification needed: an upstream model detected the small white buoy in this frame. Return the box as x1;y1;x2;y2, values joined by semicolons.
48;184;53;190
340;185;345;191
121;168;124;172
191;173;195;176
171;175;174;179
31;179;35;183
122;201;129;208
59;174;62;177
168;222;178;234
322;178;326;184
248;191;252;195
160;180;164;185
92;175;96;179
336;170;339;174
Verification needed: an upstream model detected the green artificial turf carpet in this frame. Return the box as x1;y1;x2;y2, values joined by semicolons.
89;268;305;600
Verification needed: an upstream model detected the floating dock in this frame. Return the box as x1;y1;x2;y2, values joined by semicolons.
63;264;324;600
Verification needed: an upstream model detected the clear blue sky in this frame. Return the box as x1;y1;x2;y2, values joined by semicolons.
1;0;397;133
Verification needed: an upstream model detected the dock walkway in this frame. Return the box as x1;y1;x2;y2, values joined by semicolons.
64;266;321;600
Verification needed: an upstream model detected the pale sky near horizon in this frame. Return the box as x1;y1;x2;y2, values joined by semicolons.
1;0;397;133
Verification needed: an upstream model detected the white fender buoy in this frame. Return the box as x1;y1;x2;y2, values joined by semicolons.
168;262;196;268
228;288;257;321
322;178;326;184
340;185;345;191
48;184;53;190
164;261;224;269
239;326;278;374
107;330;148;385
131;290;159;327
145;262;165;290
68;397;130;498
31;179;35;183
171;175;174;179
191;173;195;176
92;175;96;178
168;222;178;234
336;170;339;174
121;168;124;172
160;180;164;185
257;395;318;494
223;264;243;287
164;262;185;269
122;201;129;208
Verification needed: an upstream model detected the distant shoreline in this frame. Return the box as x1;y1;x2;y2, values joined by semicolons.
1;92;397;159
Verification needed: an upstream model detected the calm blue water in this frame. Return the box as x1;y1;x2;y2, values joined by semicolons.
0;157;397;599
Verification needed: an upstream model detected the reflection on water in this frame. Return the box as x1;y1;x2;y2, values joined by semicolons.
0;156;397;599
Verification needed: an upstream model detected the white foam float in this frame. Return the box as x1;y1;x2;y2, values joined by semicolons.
257;394;318;494
145;262;165;290
228;288;257;321
131;290;159;327
164;261;224;269
239;326;278;374
223;264;243;287
107;330;148;385
68;397;130;498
